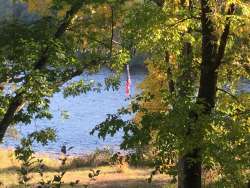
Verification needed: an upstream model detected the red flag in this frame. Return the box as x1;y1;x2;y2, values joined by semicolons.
125;78;131;96
125;64;131;96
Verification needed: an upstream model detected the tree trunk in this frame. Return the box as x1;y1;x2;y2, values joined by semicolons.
178;1;195;187
178;40;194;188
0;93;24;142
180;1;234;187
181;54;218;188
182;149;202;188
181;0;218;185
181;68;218;188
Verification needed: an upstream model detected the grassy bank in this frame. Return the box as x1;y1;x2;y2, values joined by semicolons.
0;149;171;188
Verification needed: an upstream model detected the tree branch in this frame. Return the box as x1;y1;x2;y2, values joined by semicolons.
35;0;85;70
110;5;114;58
0;0;86;142
213;4;236;71
216;87;239;103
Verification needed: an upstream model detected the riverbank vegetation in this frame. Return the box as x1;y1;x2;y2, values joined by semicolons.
0;0;249;188
0;148;170;188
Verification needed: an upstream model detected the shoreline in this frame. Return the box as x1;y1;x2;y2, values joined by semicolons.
0;146;126;159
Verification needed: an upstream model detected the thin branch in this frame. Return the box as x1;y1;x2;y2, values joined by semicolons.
166;17;194;29
110;5;114;58
216;87;240;103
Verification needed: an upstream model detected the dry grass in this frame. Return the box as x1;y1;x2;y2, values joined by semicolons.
0;149;172;188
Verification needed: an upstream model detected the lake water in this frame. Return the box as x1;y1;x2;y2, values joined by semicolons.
2;67;147;155
1;68;249;155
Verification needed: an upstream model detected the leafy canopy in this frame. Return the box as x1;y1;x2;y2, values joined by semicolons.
92;0;250;186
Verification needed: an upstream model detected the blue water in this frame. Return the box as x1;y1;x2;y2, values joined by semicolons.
2;68;249;155
2;67;147;155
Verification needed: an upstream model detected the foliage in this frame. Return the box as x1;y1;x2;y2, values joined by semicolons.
88;169;101;181
37;145;80;188
15;128;56;187
0;0;130;141
92;0;250;186
1;0;250;187
15;132;83;188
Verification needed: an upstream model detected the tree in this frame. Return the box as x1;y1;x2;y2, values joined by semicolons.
92;0;250;187
0;0;128;142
